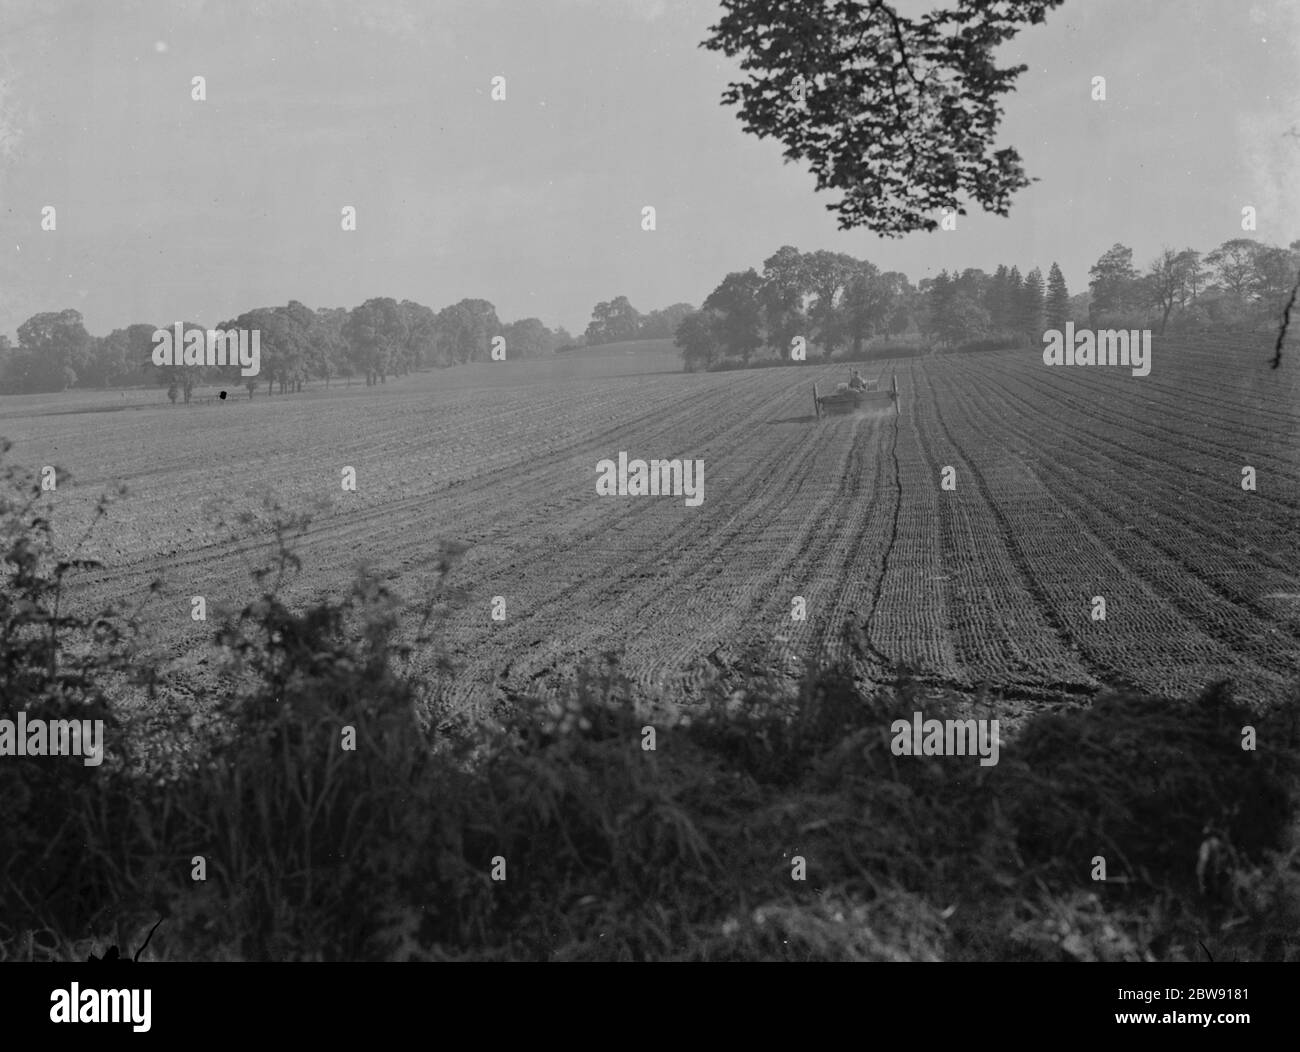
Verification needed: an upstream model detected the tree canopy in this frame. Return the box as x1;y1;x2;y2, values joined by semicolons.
702;0;1066;234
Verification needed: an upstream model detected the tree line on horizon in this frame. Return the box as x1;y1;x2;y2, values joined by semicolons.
581;299;696;348
5;233;1295;398
667;237;1300;371
0;297;576;398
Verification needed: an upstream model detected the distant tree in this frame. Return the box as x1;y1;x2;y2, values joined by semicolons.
1045;262;1070;332
469;298;503;362
801;250;857;357
1146;248;1186;334
837;261;891;355
759;245;808;352
675;309;724;371
11;309;91;392
312;306;350;384
1196;288;1251;330
98;324;158;388
147;320;207;402
1088;243;1139;322
398;300;439;372
1172;248;1206;307
584;296;641;346
919;271;954;343
500;317;550;358
637;303;696;341
702;270;765;363
986;264;1012;331
434;298;500;365
702;0;1066;234
921;270;987;346
604;296;642;343
220;307;297;394
1204;239;1259;301
1018;267;1045;343
79;335;108;388
886;300;912;337
281;300;316;391
550;326;576;352
1004;266;1023;333
1068;289;1091;325
937;293;989;347
878;271;913;337
584;301;613;346
1253;244;1300;311
344;297;408;384
953;268;989;305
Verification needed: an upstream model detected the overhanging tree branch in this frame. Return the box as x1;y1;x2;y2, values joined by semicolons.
703;0;1065;235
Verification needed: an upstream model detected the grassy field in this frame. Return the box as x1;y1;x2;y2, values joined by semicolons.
2;334;1297;716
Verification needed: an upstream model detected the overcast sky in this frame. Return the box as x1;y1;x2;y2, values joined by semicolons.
0;0;1296;341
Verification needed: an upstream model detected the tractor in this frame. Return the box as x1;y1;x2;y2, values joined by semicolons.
813;371;899;418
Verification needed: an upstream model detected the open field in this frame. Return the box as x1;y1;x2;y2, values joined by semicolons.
3;335;1297;714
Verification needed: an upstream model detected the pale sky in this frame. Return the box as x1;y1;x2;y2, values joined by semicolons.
0;0;1296;341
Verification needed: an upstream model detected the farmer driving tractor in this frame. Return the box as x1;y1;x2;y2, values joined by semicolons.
813;371;898;418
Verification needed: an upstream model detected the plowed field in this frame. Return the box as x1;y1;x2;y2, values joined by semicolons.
4;335;1297;712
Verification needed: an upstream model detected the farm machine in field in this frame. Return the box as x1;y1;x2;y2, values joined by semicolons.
813;372;899;418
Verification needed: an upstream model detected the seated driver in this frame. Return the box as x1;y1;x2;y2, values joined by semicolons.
848;369;868;391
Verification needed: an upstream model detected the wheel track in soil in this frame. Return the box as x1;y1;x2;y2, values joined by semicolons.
58;373;751;608
859;374;909;674
953;353;1300;607
440;382;831;711
403;369;821;710
908;358;1101;689
941;355;1299;694
1129;335;1299;425
1136;336;1300;433
769;399;888;686
868;372;963;681
982;350;1300;521
927;356;1211;690
440;367;895;712
895;360;986;679
56;371;776;696
618;406;872;698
